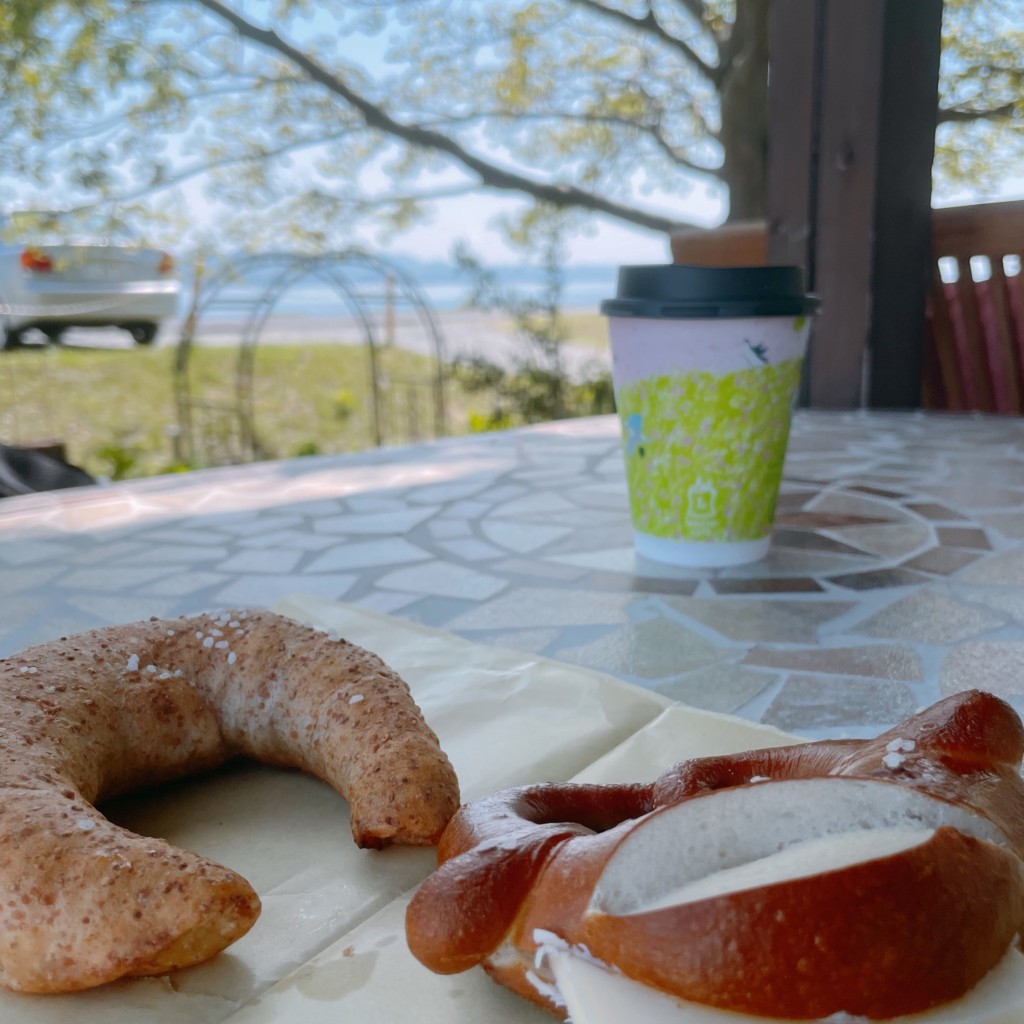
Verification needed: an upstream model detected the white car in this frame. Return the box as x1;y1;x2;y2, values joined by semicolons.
0;241;181;348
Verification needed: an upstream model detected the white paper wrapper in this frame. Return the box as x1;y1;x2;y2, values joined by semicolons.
226;699;802;1024
573;704;798;785
0;597;681;1023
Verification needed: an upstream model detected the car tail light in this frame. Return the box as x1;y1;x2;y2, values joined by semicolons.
20;248;53;272
158;251;175;275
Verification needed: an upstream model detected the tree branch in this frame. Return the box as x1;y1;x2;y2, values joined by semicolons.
189;0;691;234
937;101;1017;124
562;0;717;83
411;109;719;177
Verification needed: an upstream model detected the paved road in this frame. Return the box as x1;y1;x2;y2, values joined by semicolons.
13;309;610;380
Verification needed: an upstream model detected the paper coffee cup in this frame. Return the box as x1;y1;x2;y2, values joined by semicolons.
601;265;818;568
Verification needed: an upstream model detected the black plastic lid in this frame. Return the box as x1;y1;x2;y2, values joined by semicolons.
600;264;819;319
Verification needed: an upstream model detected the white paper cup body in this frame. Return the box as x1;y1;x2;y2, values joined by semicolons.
608;313;811;568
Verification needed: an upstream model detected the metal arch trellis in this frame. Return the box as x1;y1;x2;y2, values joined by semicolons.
173;250;448;466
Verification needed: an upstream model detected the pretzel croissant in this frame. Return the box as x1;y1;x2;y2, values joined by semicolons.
0;610;459;993
407;690;1024;1020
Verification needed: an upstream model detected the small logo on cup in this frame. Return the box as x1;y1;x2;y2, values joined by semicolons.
686;477;720;531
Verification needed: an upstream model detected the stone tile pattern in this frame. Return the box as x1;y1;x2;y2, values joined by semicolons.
1;410;1023;741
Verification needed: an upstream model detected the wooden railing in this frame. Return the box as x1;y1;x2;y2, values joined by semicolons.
923;201;1024;415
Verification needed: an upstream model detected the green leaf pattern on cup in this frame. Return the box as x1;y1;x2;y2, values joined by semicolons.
617;358;803;542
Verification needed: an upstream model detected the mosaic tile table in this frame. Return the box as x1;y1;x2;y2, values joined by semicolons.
2;410;1023;740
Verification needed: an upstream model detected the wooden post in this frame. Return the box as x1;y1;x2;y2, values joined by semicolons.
765;0;822;273
766;0;824;407
810;0;886;408
770;0;823;407
766;0;943;409
866;0;943;409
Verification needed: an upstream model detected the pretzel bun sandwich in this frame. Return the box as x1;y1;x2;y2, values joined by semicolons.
406;690;1024;1021
0;610;459;993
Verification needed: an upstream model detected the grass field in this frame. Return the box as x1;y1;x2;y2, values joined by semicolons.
0;309;611;481
0;342;482;480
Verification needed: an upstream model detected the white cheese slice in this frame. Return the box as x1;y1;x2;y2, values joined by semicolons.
592;778;1006;917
